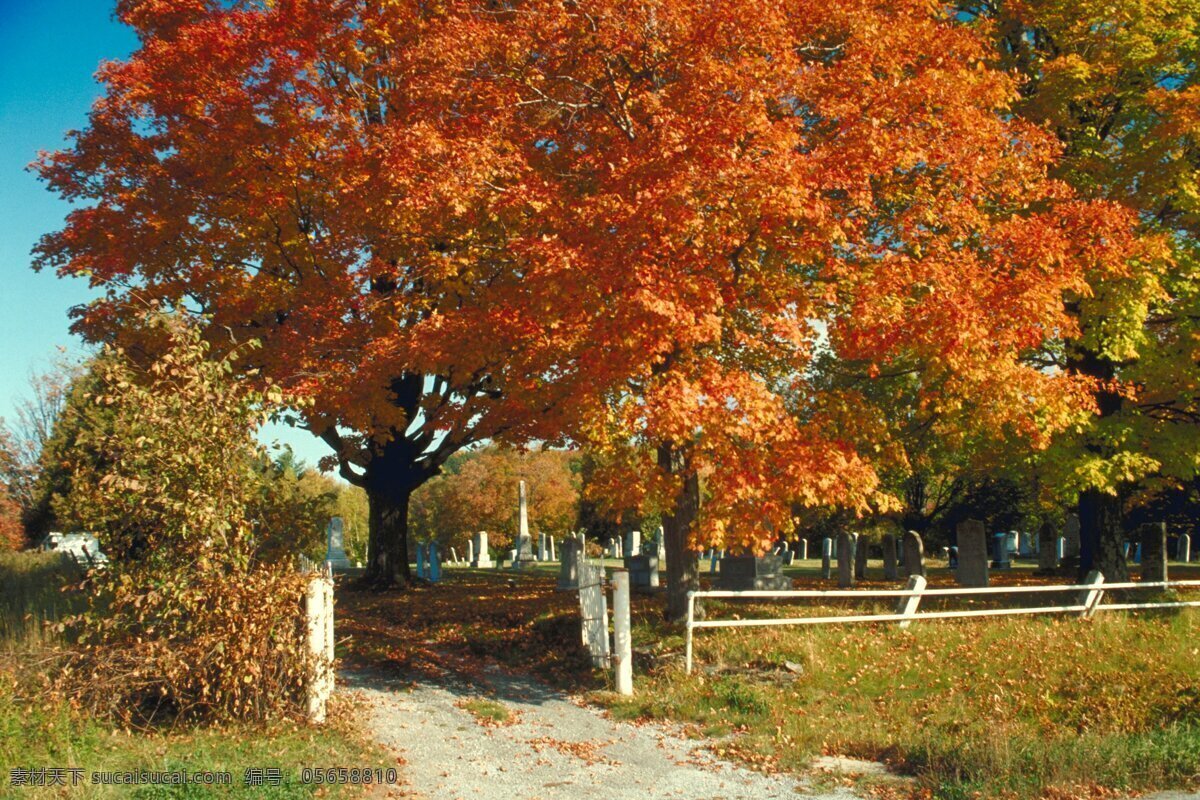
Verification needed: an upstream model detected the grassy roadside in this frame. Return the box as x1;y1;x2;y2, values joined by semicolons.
341;564;1200;799
0;551;403;799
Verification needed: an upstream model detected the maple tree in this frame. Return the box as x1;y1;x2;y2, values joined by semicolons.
527;1;1144;616
37;0;1143;609
961;0;1200;579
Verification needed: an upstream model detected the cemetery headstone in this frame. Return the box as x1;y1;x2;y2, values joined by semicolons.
1018;531;1034;558
821;537;833;579
796;539;808;560
955;519;988;587
1179;533;1192;563
882;534;899;580
1059;514;1081;576
783;550;795;565
838;532;857;588
1141;522;1168;582
467;538;475;564
948;546;958;568
323;517;353;570
624;554;660;590
429;542;441;583
626;530;642;557
471;531;494;568
558;536;582;590
513;481;537;568
538;532;548;561
854;535;868;580
1037;521;1058;573
902;531;926;577
991;532;1010;569
715;554;793;590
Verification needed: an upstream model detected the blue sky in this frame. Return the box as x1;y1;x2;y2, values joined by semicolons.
0;0;329;467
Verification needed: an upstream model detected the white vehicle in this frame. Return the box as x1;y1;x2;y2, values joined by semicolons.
41;531;109;567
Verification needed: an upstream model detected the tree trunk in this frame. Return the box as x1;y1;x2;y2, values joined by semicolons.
658;442;702;623
1068;345;1128;582
1078;488;1128;582
362;483;413;588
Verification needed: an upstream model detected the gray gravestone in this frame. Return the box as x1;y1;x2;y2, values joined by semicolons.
991;532;1010;569
955;519;988;587
513;481;537;568
837;532;857;588
882;534;898;580
797;539;808;560
323;517;352;570
538;532;548;561
558;536;581;590
1057;514;1081;577
902;531;925;577
1038;521;1058;572
854;535;868;580
1141;522;1168;582
472;531;493;568
624;554;659;590
715;554;793;590
821;537;833;579
626;530;641;557
1179;533;1192;563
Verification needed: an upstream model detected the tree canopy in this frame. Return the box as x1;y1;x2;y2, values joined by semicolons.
36;0;1150;603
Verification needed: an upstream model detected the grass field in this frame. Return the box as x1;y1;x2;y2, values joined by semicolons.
0;551;402;799
345;562;1200;800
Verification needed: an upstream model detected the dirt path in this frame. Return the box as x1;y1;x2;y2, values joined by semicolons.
343;664;860;800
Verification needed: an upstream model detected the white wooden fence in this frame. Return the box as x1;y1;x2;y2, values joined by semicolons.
685;572;1200;674
576;555;634;695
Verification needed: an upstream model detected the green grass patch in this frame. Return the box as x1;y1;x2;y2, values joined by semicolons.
0;676;392;798
458;697;517;727
0;550;85;647
599;600;1200;799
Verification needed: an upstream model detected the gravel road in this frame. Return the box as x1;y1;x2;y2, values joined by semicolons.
343;665;862;800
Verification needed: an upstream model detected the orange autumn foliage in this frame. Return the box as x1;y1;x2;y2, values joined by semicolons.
34;0;1145;563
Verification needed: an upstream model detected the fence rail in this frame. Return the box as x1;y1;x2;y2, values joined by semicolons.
684;574;1200;674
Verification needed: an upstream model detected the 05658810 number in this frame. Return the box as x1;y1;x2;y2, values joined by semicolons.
300;767;398;785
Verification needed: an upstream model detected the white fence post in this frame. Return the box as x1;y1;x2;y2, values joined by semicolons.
685;590;696;675
896;574;926;629
305;568;335;723
613;570;633;695
1079;570;1105;619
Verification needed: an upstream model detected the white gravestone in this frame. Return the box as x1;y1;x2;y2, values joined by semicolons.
471;531;493;568
513;481;536;567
